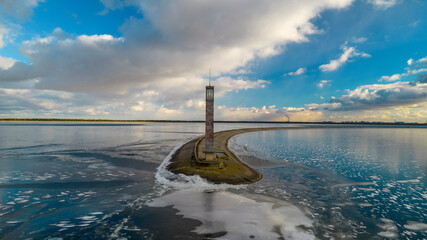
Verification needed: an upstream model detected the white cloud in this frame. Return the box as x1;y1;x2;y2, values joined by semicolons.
0;0;44;63
0;25;9;49
131;101;145;111
380;56;427;82
0;87;79;117
352;37;367;44
0;74;269;119
317;80;332;88
0;55;16;69
0;0;354;97
0;83;322;121
286;67;306;76
12;0;415;121
417;57;427;63
368;0;399;9
407;68;427;75
85;107;109;116
98;0;139;15
0;0;44;20
2;80;426;122
0;87;147;118
409;20;421;28
77;34;124;46
380;73;402;82
144;76;269;109
319;106;427;123
319;45;370;72
216;105;323;122
309;81;427;111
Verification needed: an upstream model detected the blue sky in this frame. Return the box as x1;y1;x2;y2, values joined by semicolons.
0;0;426;122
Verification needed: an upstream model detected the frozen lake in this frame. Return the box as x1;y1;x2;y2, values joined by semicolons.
0;122;425;239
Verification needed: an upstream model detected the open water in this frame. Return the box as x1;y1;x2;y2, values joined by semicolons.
0;122;425;239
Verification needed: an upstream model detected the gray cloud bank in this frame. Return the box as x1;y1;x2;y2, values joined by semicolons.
1;0;425;122
309;81;427;111
313;59;427;112
0;0;353;100
0;0;44;21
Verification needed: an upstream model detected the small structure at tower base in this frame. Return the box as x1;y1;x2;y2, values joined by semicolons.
204;152;214;162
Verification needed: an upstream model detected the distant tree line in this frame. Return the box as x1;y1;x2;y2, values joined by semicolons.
0;118;425;126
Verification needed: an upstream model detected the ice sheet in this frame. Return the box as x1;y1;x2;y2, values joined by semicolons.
149;189;314;240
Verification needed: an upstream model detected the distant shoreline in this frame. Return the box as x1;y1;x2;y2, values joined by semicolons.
0;118;426;126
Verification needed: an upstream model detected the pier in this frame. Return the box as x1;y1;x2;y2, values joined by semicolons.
166;127;305;184
166;128;264;184
165;125;412;184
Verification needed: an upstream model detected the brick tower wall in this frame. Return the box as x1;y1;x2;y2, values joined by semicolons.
205;86;214;153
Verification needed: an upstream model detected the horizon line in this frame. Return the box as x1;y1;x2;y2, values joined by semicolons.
0;118;426;126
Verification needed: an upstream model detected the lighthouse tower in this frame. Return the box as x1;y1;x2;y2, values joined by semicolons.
205;84;214;161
